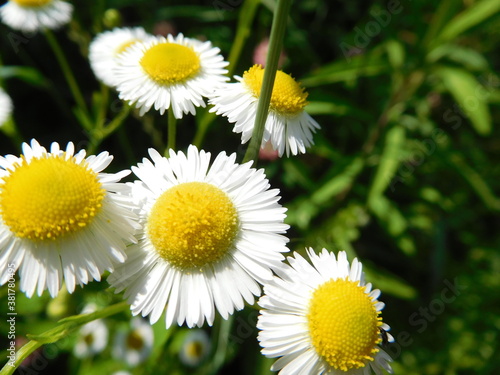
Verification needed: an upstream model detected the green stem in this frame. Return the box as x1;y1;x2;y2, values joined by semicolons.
193;110;217;148
87;103;131;155
1;118;23;150
193;0;261;148
166;109;177;154
203;315;234;375
96;84;110;128
43;29;92;129
242;0;293;164
101;103;131;139
0;302;129;375
361;70;425;156
227;0;261;77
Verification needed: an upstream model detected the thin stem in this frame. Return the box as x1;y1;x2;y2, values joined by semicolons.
0;302;129;375
333;70;426;205
203;314;234;375
361;70;425;156
227;0;261;77
166;109;177;154
96;83;110;128
43;29;92;129
193;110;217;148
242;0;293;164
193;0;261;148
86;103;131;155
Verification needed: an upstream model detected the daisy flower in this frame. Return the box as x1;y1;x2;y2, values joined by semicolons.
257;248;394;375
89;27;152;88
108;145;289;328
113;33;229;118
74;304;109;358
0;0;73;33
0;139;138;297
210;64;321;157
112;317;154;367
0;88;13;127
179;329;211;367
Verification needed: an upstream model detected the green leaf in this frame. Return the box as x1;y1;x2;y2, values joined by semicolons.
0;66;48;87
421;0;463;49
427;44;489;71
385;39;405;69
310;157;364;206
369;195;416;255
369;195;406;236
367;125;405;205
443;151;500;211
436;0;500;44
27;326;73;344
287;157;365;228
300;51;389;87
305;101;351;116
436;66;492;135
364;266;417;300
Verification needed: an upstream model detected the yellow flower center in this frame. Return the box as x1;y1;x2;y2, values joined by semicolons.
11;0;52;7
186;340;204;359
307;278;382;371
83;333;94;346
147;182;239;270
116;39;139;55
0;155;105;241
140;43;201;85
243;64;308;116
127;330;145;350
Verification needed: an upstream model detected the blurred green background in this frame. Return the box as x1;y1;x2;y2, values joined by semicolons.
1;0;499;374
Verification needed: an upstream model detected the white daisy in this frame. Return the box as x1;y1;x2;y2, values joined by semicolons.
0;0;73;33
257;248;394;375
113;33;229;118
108;145;289;328
210;64;321;157
0;139;139;298
0;88;13;127
112;317;154;367
89;27;152;88
179;329;211;367
74;304;109;358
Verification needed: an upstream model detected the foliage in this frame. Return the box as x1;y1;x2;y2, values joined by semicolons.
1;0;499;374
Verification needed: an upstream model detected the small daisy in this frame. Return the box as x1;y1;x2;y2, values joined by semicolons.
0;139;138;297
210;64;321;157
0;88;13;127
113;33;229;118
89;27;152;88
0;0;73;33
257;248;394;375
74;304;109;358
112;317;154;367
108;145;289;328
179;329;211;367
